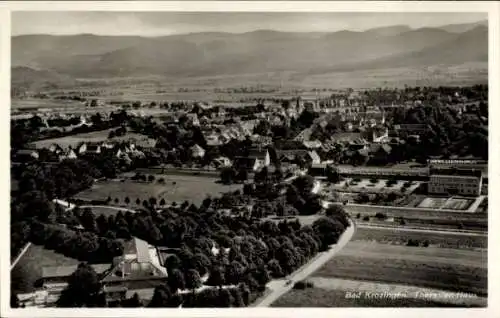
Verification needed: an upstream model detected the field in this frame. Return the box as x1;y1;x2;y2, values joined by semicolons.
443;198;474;210
353;226;487;249
272;287;483;307
11;244;79;294
74;174;242;207
325;178;421;195
273;226;487;307
313;241;487;296
11;98;84;110
418;197;449;209
32;130;154;149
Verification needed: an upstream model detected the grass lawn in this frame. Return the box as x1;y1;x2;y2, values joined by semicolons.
272;288;482;307
354;227;487;249
75;175;242;207
32;130;154;149
11;244;79;294
314;240;487;296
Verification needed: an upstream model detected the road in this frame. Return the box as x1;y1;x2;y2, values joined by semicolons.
254;221;356;307
79;205;138;214
11;242;31;270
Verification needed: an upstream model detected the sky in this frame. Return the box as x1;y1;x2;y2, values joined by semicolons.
12;12;487;37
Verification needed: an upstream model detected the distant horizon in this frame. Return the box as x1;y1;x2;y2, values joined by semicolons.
12;12;487;37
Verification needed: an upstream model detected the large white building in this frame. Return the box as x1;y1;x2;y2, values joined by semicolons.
428;168;482;196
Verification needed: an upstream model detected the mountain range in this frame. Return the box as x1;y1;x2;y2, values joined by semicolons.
12;20;488;89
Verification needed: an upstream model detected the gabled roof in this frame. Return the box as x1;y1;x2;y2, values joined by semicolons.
41;264;110;279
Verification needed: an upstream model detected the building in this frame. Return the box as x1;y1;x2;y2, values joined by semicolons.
428;168;482;196
190;144;206;158
16;237;166;308
15;149;40;162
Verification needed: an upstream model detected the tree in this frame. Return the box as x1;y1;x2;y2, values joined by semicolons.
148;197;157;207
149;285;172;307
136;198;141;205
57;263;101;307
267;258;284;277
206;266;225;288
167;269;186;293
148;175;155;182
326;165;341;183
193;252;212;277
123;292;142;307
226;261;245;285
185;269;202;293
236;168;248;183
160;198;166;206
80;208;97;232
114;197;119;204
124;197;130;205
312;216;346;250
220;167;236;185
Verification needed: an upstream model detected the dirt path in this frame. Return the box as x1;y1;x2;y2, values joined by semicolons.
254;222;356;307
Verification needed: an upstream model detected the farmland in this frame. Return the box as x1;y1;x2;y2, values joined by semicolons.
31;130;155;149
353;226;487;249
313;241;487;296
272;226;487;307
74;174;243;207
272;286;484;307
11;244;79;295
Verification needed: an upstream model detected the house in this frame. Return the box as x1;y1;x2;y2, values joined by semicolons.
211;156;232;168
428;168;482;196
302;140;322;150
15;149;39;162
234;148;270;172
77;143;87;155
344;122;353;132
58;148;78;161
48;143;64;154
86;144;102;155
190;144;206;158
100;237;167;306
186;113;200;126
308;150;321;165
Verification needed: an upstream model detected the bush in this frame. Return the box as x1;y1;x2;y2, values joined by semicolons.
422;240;430;247
406;239;420;247
370;178;378;184
355;213;361;219
293;280;314;290
399;218;406;225
362;216;370;221
374;212;387;220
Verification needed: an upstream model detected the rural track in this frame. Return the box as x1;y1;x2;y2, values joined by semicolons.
254;221;356;307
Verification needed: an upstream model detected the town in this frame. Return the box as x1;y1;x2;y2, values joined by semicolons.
10;84;488;308
8;10;489;310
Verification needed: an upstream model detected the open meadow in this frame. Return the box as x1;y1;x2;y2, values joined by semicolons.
32;130;154;149
74;174;242;209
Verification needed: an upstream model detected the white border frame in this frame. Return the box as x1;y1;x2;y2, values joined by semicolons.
1;2;499;318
